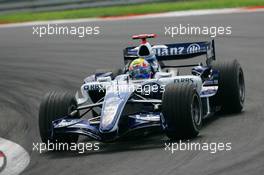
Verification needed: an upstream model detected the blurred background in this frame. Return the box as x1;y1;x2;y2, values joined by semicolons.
0;0;170;13
0;0;263;24
0;0;168;13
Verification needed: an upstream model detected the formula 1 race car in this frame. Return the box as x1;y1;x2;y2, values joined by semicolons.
39;34;245;144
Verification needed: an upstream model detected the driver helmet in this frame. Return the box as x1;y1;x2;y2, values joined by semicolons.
129;58;152;80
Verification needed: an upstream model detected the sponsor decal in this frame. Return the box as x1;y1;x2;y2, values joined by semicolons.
151;43;201;56
153;47;184;56
174;78;194;83
201;86;218;96
0;151;7;173
128;42;204;57
84;84;103;91
130;114;160;122
203;80;219;86
54;119;80;128
187;43;201;54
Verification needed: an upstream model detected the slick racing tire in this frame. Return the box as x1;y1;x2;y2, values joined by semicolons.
39;91;80;144
162;83;202;140
211;59;245;113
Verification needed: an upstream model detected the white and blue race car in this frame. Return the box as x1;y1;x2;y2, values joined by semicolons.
39;34;245;143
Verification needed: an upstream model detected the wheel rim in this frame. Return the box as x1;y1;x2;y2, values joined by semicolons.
191;94;202;128
238;69;245;105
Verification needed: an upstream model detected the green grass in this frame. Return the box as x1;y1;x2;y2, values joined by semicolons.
0;0;264;23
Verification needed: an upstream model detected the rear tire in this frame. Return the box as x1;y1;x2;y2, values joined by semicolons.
211;59;245;113
39;91;80;144
162;83;202;140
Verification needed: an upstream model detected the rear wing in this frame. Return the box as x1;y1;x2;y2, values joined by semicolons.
123;40;215;65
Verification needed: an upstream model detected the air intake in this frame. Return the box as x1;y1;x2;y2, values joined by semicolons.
138;45;150;57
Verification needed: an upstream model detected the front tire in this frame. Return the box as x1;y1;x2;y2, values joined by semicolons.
162;83;202;140
39;91;80;144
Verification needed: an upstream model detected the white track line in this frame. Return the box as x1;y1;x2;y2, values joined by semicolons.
0;7;264;28
0;138;30;175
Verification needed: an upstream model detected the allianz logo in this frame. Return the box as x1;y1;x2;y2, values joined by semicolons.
187;43;201;54
153;43;201;56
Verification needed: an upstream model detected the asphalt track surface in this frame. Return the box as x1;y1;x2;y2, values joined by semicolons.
0;11;264;175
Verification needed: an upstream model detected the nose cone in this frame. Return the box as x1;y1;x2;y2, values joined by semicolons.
99;86;133;133
100;95;123;132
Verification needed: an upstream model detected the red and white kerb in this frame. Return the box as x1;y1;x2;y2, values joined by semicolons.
0;151;7;172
